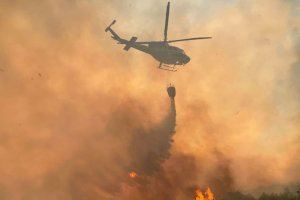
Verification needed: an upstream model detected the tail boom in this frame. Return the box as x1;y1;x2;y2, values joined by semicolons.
105;20;149;54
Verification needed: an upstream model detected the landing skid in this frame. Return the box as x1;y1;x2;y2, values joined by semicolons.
158;62;177;72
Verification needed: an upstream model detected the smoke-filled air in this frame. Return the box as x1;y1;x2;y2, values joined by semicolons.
0;0;299;199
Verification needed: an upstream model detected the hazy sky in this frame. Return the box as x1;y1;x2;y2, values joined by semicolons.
0;0;299;199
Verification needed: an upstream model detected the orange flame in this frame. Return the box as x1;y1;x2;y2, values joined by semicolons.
195;187;215;200
129;171;138;178
196;189;205;200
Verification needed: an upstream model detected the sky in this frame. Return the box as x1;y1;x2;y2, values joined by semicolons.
0;0;299;199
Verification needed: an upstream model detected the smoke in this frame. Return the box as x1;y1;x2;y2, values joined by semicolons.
129;95;176;175
0;95;176;199
0;0;300;199
120;153;199;200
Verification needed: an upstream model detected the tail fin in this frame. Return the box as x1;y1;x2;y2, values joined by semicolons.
105;20;116;32
123;37;138;51
105;20;122;41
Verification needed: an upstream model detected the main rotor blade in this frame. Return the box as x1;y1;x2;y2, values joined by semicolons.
164;2;170;42
135;36;212;44
167;37;212;43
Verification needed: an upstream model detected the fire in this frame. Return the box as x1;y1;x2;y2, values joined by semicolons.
129;171;138;178
195;187;215;200
195;189;205;200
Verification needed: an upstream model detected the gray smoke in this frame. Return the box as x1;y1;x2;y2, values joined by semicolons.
121;96;236;200
128;94;176;175
31;92;178;200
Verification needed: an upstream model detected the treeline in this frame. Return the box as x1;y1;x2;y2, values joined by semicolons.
222;188;300;200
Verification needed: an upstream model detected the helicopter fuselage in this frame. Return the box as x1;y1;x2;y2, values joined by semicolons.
129;42;190;65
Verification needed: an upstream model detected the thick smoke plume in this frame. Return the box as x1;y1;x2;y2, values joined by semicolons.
0;0;300;199
129;92;176;175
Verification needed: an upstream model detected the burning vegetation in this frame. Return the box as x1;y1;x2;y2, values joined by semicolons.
129;171;138;179
195;188;215;200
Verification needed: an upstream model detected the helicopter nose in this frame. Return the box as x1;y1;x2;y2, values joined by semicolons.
184;55;190;64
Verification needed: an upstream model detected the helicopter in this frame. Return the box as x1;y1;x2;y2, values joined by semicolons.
105;1;211;71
